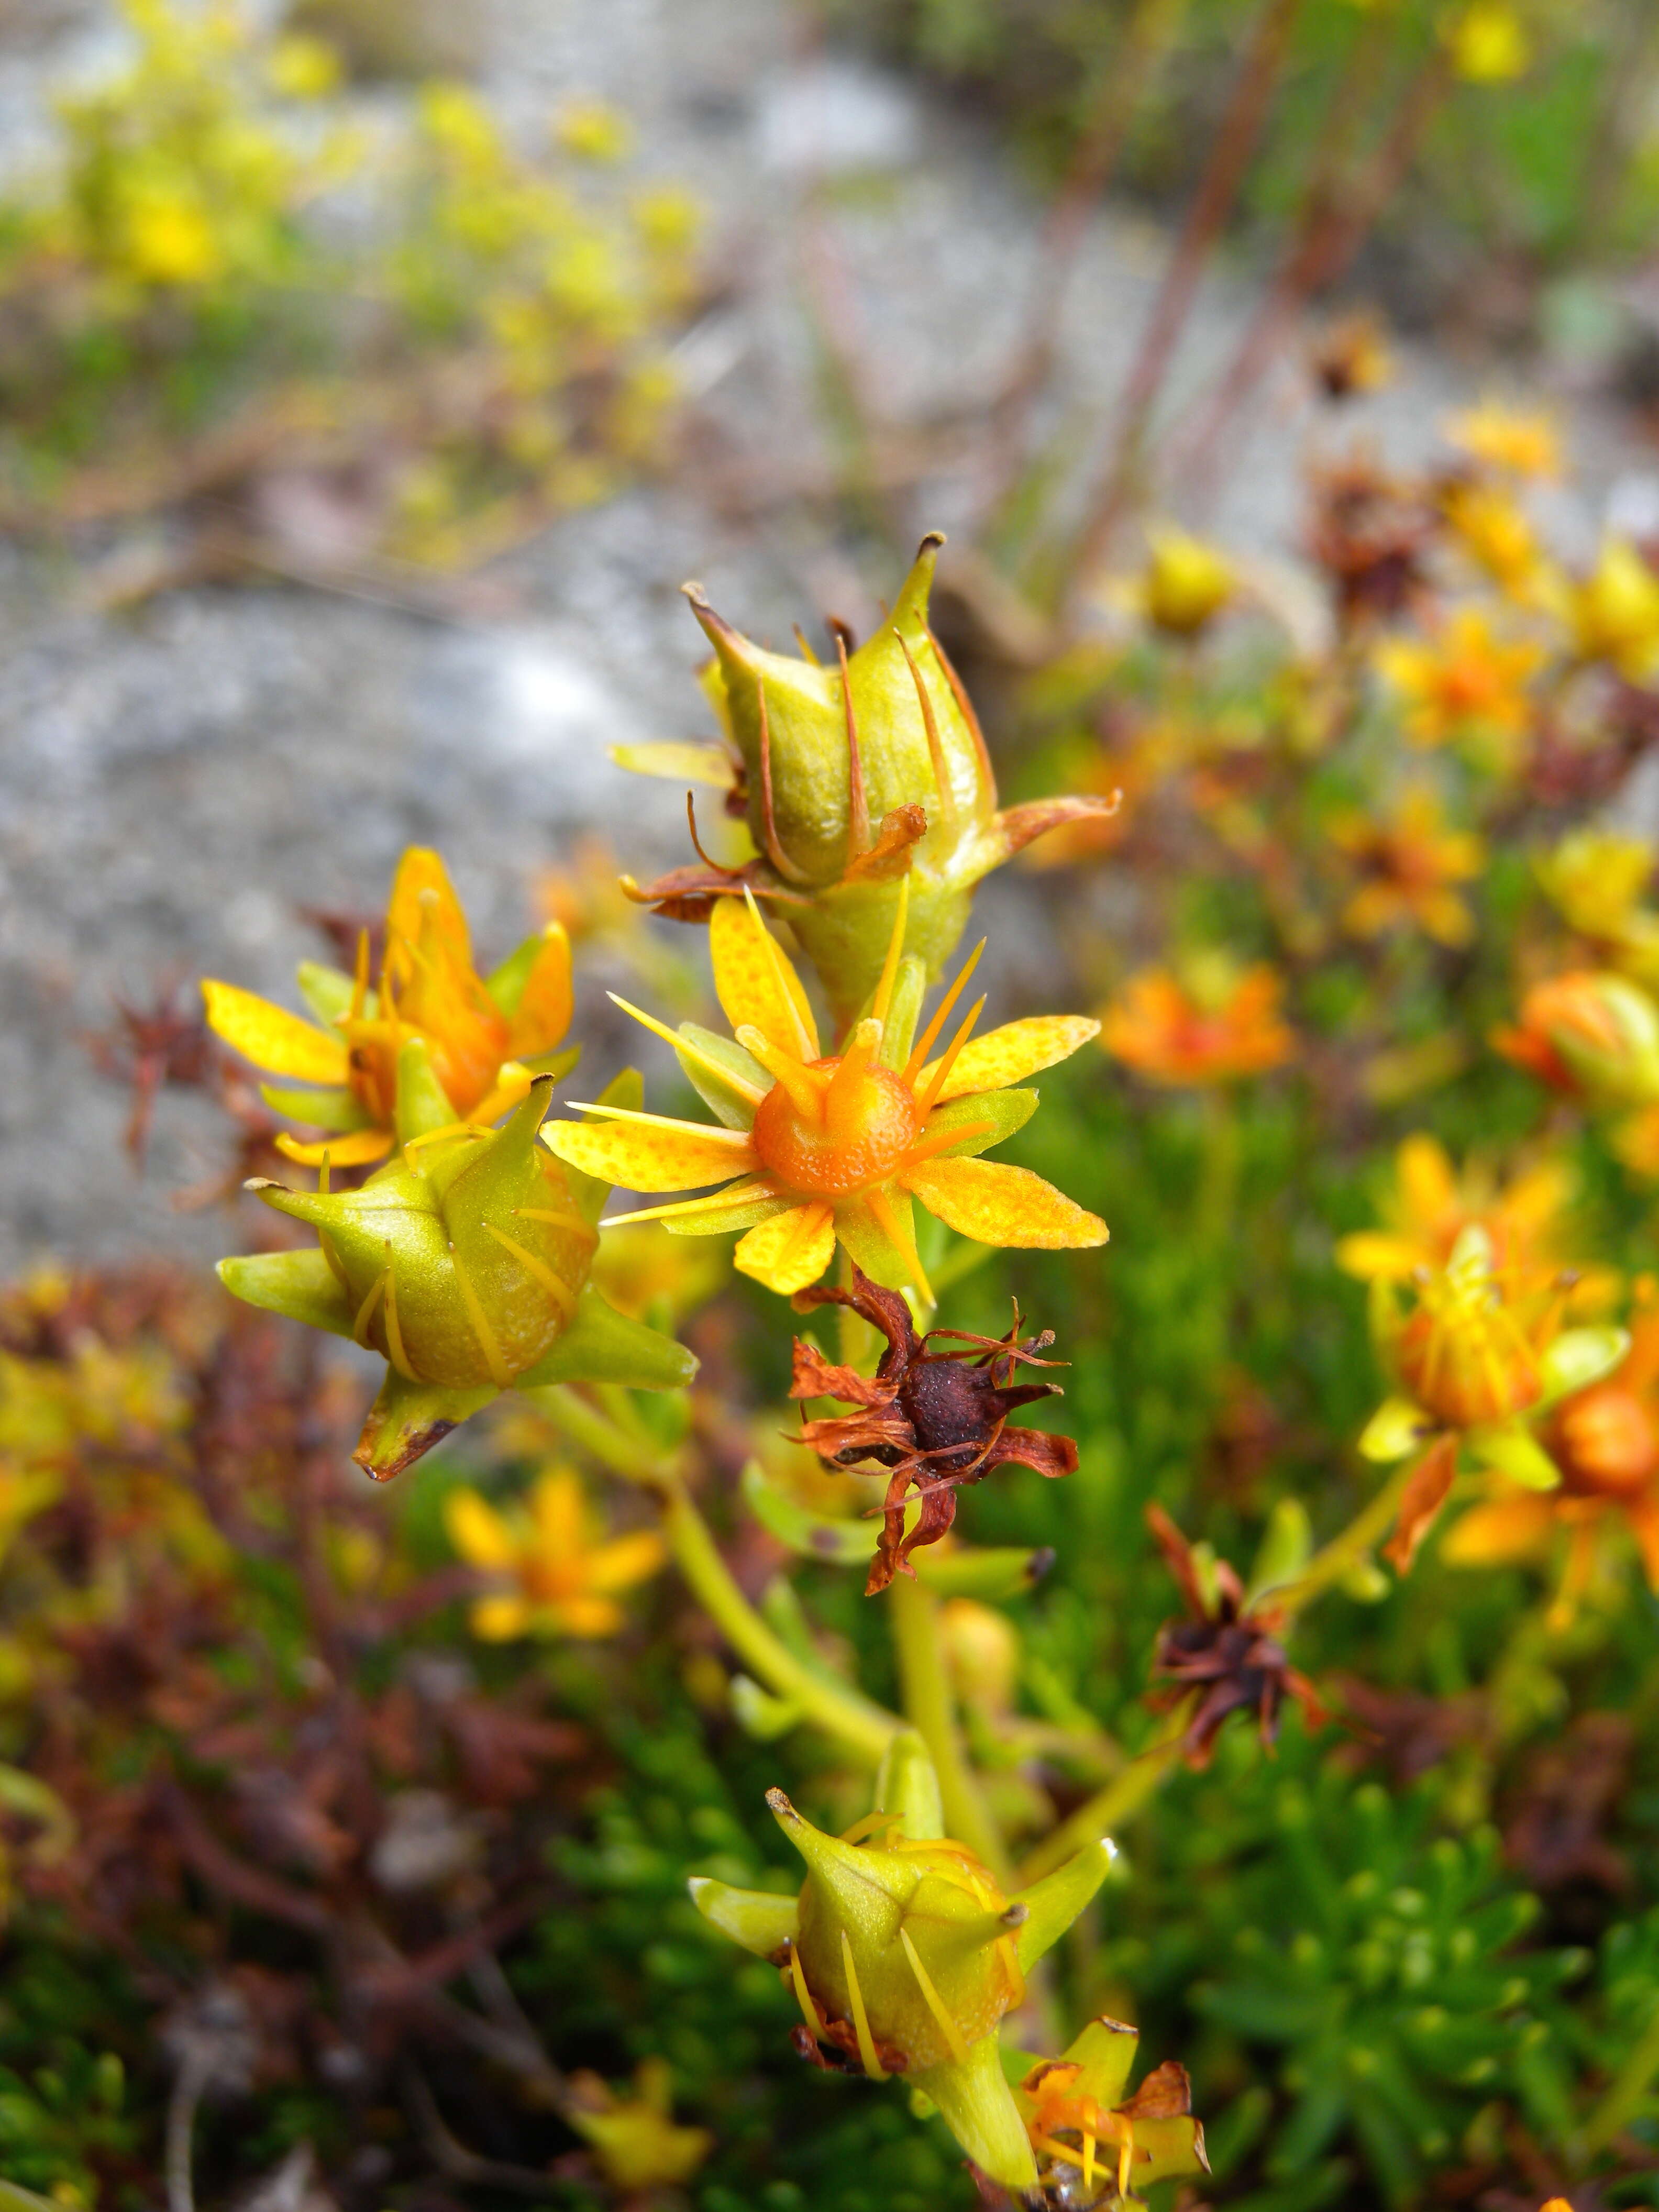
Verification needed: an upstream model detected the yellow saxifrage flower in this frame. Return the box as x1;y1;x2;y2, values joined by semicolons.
1375;607;1543;761
1444;1279;1659;1626
564;2060;713;2191
1534;829;1659;978
203;847;576;1167
1562;539;1659;682
1100;959;1293;1087
1328;785;1484;948
1445;2;1530;83
543;889;1105;1301
1337;1133;1581;1292
1139;525;1235;638
1441;480;1547;602
1445;401;1560;481
445;1467;665;1640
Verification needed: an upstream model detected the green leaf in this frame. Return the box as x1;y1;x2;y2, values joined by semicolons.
258;1081;369;1132
1357;1396;1434;1464
517;1286;697;1391
924;1088;1037;1158
1465;1421;1561;1491
296;959;358;1024
1539;1325;1629;1407
217;1248;354;1339
1248;1496;1313;1602
676;1023;768;1130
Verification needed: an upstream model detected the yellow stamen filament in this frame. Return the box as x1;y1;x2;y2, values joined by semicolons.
839;1930;888;2081
838;1811;903;1844
1119;2126;1135;2200
792;623;821;665
898;632;957;829
917;997;988;1116
871;876;911;1033
836;632;871;859
898;1926;969;2066
610;994;766;1105
927;623;995;797
448;1242;513;1388
352;1270;388;1349
318;1228;350;1295
1082;2129;1097;2192
483;1222;576;1322
901;1118;994;1172
403;1122;489;1164
788;1943;822;2041
745;886;817;1061
737;1026;828;1120
562;1101;755;1145
381;1249;418;1380
349;927;370;1023
514;1205;600;1243
904;941;986;1084
599;1181;784;1227
867;1188;934;1306
994;1933;1025;2011
756;682;810;885
318;1155;332;1195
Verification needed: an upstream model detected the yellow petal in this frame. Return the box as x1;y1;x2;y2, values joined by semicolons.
544;1116;757;1192
1333;1231;1424;1281
471;1595;533;1641
275;1127;395;1168
509;925;573;1058
734;1202;836;1295
445;1487;518;1569
610;739;737;787
469;1061;535;1125
903;1158;1108;1248
202;980;349;1085
1440;1494;1555;1566
916;1015;1100;1103
386;847;472;970
711;895;818;1061
588;1530;669;1593
1398;1133;1456;1224
530;1468;585;1553
558;1595;625;1638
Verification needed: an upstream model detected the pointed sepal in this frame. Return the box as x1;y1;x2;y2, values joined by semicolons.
217;1248;353;1339
687;1876;799;1958
1013;1837;1118;1971
912;2036;1039;2193
353;1367;496;1481
518;1286;697;1391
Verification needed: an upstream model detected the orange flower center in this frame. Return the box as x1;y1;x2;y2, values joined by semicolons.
1395;1290;1543;1428
1553;1386;1658;1498
752;1058;920;1197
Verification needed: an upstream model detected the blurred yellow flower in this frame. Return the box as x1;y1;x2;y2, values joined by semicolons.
1562;539;1659;682
1445;401;1560;480
1441;480;1547;601
1140;525;1235;638
266;33;341;100
1101;958;1292;1087
1445;3;1531;83
444;1468;665;1640
565;2058;713;2190
1375;607;1543;758
555;97;634;162
1329;784;1483;948
1336;1132;1579;1290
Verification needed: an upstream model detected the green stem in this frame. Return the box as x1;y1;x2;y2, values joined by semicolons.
1277;1455;1419;1618
1196;1087;1241;1248
535;1384;902;1765
1012;1709;1193;1886
1580;1996;1659;2158
659;1475;901;1765
887;1575;1011;1883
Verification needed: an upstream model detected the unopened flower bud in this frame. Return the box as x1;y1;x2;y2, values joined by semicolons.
1498;971;1659;1107
1140;525;1234;637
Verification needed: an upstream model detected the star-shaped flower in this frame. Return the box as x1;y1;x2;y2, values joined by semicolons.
543;888;1105;1302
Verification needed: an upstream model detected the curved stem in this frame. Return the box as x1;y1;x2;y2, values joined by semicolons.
658;1475;901;1766
1277;1455;1419;1618
1013;1708;1192;1886
1579;1996;1659;2159
887;1575;1011;1882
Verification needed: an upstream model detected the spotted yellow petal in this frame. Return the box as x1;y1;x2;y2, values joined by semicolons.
545;1114;757;1192
711;895;818;1061
734;1202;836;1295
202;979;349;1085
1440;1494;1555;1566
588;1530;668;1593
471;1595;534;1641
508;926;573;1058
917;1015;1100;1102
275;1127;395;1168
903;1157;1108;1249
445;1487;518;1570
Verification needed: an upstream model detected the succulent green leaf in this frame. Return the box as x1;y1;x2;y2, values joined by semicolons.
216;1248;354;1339
1465;1421;1561;1491
687;1875;799;1957
676;1023;768;1130
296;960;358;1024
1013;1838;1118;1971
1358;1396;1434;1464
924;1089;1038;1158
913;1545;1054;1598
353;1367;496;1481
517;1286;696;1392
874;1730;945;1842
740;1459;872;1564
394;1036;460;1143
911;2037;1039;2193
1538;1325;1629;1407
